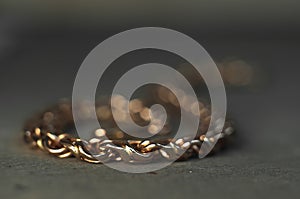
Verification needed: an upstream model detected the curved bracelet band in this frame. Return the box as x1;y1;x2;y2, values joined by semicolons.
23;93;234;164
22;59;251;164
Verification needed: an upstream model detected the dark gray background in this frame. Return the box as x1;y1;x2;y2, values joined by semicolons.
0;1;299;199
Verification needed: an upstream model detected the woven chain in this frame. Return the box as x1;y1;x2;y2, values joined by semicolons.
22;59;252;164
23;96;234;164
24;126;233;164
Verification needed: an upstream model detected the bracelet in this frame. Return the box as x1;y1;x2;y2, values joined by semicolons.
23;86;234;164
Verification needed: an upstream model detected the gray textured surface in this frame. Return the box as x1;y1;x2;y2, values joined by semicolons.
0;31;300;199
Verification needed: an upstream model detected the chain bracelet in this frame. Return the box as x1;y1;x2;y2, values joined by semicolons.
23;95;234;164
21;60;251;164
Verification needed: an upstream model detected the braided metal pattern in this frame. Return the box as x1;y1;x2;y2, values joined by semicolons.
24;125;233;164
21;59;256;164
23;97;234;164
22;59;255;164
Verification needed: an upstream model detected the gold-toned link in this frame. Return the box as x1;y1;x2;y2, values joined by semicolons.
35;128;41;137
139;140;150;148
57;152;73;158
159;149;170;159
36;139;44;150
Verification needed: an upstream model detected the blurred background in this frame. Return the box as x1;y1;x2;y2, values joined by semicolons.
0;1;299;199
